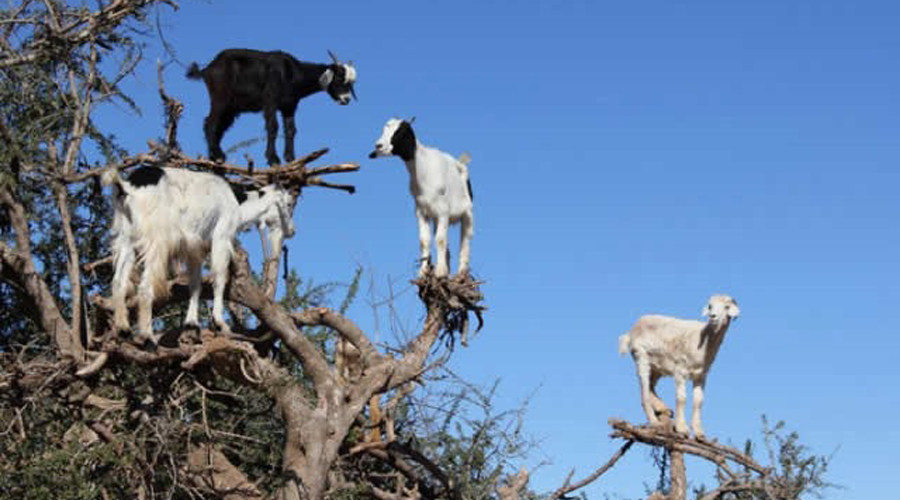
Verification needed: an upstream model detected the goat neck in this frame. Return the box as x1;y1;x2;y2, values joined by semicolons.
292;61;333;99
698;316;732;365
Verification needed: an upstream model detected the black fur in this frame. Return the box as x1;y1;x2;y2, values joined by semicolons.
391;121;417;162
467;178;474;201
228;183;262;205
127;166;165;187
187;49;355;166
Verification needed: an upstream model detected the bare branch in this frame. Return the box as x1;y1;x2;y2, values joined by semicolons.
547;441;633;500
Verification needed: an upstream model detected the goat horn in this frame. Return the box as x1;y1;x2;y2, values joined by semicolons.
328;50;339;63
408;116;416;125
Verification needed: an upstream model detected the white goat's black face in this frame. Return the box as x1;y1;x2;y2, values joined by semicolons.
703;295;740;321
368;118;416;161
369;118;404;158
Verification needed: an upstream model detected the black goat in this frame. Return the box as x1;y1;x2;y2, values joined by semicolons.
187;49;357;166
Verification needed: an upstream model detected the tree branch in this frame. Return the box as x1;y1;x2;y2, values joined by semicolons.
0;241;80;359
547;441;633;500
608;419;769;475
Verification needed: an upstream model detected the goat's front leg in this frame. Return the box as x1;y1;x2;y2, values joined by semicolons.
416;208;432;277
209;240;233;335
674;374;689;435
282;111;297;163
691;376;707;438
458;212;474;276
264;107;281;166
433;216;450;277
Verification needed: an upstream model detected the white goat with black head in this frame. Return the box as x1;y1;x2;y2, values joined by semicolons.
618;294;740;438
368;118;474;278
103;166;297;346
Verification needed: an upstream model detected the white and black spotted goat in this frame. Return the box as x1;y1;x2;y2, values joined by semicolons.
187;49;357;166
103;166;297;346
369;118;474;277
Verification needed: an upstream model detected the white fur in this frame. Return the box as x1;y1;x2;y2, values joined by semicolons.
370;118;474;277
618;294;740;437
342;64;357;83
103;167;296;344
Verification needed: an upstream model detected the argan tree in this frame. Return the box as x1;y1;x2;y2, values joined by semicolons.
0;2;487;499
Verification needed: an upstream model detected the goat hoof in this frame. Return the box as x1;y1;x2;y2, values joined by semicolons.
266;154;281;166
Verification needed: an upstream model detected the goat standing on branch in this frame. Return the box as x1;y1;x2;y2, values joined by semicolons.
187;49;357;166
619;295;740;438
103;166;298;346
369;118;474;278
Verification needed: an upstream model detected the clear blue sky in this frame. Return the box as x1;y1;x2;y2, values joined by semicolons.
94;0;899;498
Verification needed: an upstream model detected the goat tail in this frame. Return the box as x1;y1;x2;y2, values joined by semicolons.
458;152;472;166
186;62;203;80
618;333;632;355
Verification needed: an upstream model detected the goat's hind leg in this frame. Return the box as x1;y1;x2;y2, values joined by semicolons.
636;355;661;427
134;257;165;349
458;212;474;276
204;106;235;162
209;239;233;335
434;216;450;277
110;238;135;337
648;371;672;419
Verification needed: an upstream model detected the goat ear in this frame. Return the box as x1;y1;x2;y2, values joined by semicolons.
702;304;711;317
727;302;741;318
319;69;334;88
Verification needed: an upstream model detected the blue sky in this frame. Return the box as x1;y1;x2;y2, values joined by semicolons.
93;0;899;498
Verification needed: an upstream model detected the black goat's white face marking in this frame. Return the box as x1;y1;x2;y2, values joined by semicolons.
322;63;357;105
